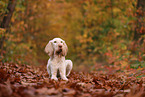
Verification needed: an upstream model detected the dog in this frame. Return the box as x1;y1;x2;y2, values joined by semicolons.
45;38;73;81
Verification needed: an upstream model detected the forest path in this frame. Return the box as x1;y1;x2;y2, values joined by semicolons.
0;62;145;97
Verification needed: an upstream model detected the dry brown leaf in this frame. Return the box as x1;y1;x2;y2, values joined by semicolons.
21;81;37;86
124;89;131;93
35;87;59;95
0;80;12;97
126;85;144;97
63;88;76;96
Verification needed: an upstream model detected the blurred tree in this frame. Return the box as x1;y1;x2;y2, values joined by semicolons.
134;0;145;40
0;0;17;55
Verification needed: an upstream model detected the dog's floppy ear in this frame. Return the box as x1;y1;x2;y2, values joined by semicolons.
45;40;54;56
62;41;68;56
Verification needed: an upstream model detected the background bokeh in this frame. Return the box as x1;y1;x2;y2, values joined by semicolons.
0;0;145;71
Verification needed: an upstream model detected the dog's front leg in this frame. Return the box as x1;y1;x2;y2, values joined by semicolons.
50;65;58;81
59;65;68;81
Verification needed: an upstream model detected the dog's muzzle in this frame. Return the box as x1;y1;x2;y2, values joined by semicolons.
56;49;62;55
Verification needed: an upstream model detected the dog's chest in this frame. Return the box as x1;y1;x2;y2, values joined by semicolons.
51;57;65;66
55;59;63;64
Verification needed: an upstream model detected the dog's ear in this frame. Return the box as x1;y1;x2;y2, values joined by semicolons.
45;40;54;56
62;41;68;56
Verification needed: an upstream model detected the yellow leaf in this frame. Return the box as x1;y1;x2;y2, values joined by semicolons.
113;8;121;13
83;34;87;38
46;3;51;8
120;61;128;68
122;45;127;50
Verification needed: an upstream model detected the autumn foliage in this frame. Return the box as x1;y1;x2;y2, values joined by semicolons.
0;0;145;69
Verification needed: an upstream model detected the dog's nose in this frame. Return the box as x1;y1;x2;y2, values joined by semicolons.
59;45;62;48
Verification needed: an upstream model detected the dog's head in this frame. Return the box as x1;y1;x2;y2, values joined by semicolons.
45;38;68;57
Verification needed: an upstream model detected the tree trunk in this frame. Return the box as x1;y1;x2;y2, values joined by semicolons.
134;0;145;40
0;0;17;55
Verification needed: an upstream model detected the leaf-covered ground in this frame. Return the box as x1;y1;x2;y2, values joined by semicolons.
0;62;145;97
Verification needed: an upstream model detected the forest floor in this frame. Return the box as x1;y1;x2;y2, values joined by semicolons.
0;62;145;97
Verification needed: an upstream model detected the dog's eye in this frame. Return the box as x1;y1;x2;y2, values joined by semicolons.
61;41;63;43
54;41;57;43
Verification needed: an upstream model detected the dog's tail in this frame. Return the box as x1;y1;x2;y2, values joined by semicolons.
65;60;73;76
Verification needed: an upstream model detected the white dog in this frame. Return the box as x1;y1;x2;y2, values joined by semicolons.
45;38;73;81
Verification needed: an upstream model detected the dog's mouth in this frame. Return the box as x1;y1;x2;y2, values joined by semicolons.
56;49;62;55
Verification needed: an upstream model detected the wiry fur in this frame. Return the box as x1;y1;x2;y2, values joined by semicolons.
45;38;73;81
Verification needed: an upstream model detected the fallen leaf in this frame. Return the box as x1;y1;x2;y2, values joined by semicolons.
0;80;12;97
35;87;59;95
62;88;76;96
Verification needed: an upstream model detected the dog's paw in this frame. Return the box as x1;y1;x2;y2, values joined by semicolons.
62;77;68;81
51;77;58;81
